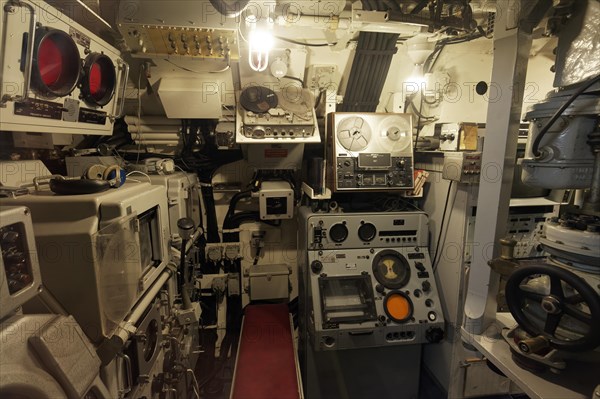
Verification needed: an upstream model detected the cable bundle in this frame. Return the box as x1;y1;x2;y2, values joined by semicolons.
340;31;399;112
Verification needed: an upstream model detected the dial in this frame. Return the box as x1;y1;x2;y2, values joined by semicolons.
337;117;372;151
372;250;411;289
358;222;377;242
328;223;348;243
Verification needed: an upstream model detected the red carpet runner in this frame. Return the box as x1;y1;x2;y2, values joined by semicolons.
231;304;301;399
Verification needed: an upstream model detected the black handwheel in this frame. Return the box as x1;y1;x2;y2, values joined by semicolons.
505;264;600;352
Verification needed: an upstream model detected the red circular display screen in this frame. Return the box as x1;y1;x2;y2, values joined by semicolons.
82;53;116;106
33;28;81;97
89;62;102;96
38;38;63;87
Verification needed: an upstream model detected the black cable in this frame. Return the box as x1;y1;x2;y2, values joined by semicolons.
414;110;422;151
201;184;220;243
413;31;483;149
531;74;600;158
432;181;454;271
282;75;304;86
274;36;335;47
253;246;261;266
226;190;252;219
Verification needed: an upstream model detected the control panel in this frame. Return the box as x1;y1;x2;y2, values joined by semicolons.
0;0;127;135
242;109;316;138
442;151;482;183
0;206;42;319
327;113;414;192
309;212;428;250
300;209;445;351
335;156;414;189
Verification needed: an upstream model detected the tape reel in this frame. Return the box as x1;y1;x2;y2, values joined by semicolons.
378;115;412;153
240;86;278;113
336;116;372;152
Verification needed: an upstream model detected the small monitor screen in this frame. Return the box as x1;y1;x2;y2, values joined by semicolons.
137;207;161;273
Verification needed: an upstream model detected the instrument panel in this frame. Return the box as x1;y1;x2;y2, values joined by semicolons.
327;113;414;191
236;86;320;144
0;0;127;135
300;209;445;351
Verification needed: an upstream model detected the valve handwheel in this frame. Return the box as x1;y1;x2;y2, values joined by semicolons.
505;264;600;352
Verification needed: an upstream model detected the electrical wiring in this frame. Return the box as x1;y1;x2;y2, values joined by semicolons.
163;58;231;74
432;181;458;272
175;164;205;235
237;18;248;43
409;97;438;120
125;170;152;184
412;29;485;149
186;369;201;399
135;66;144;165
274;35;336;47
281;75;304;86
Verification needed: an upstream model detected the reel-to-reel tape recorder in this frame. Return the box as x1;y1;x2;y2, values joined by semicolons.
236;86;320;143
327;113;414;192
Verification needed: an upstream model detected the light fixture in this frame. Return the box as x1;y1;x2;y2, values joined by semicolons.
270;58;287;78
404;35;435;98
248;29;274;72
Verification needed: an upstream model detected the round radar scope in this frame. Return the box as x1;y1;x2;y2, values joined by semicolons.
81;53;117;106
32;28;81;97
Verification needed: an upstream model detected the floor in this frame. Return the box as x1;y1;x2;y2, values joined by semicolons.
196;357;531;399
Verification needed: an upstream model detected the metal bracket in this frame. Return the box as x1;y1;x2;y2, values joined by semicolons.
1;0;37;104
110;59;130;120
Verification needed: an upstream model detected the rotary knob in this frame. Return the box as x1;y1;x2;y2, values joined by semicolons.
328;223;348;243
358;222;377;242
311;260;323;274
422;280;431;292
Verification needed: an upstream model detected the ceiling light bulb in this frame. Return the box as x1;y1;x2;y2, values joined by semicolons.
248;30;274;72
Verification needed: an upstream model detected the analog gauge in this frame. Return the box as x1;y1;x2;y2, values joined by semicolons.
372;250;411;289
337;117;372;151
328;223;348;243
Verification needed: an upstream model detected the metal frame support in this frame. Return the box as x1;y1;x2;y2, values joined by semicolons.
463;0;549;335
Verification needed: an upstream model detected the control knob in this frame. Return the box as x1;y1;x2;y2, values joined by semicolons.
415;262;426;272
422;280;431;292
311;260;323;274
